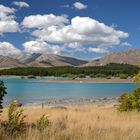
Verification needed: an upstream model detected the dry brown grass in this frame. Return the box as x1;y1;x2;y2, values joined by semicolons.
1;105;140;140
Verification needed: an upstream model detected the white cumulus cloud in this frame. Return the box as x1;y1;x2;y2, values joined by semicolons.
120;42;131;47
13;1;30;8
22;41;63;54
0;42;21;55
0;21;19;34
73;2;88;10
22;14;129;54
22;14;69;29
0;5;19;34
88;48;109;53
0;5;15;13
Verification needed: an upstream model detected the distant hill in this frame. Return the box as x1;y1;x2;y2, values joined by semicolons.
84;49;140;66
0;49;140;69
0;53;87;68
0;55;25;69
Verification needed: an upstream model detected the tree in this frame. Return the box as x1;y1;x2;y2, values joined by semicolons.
118;93;133;111
134;72;140;82
0;81;7;113
118;87;140;111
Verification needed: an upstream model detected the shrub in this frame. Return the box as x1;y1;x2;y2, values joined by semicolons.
134;72;140;82
89;74;95;78
119;74;128;79
118;87;140;111
36;114;49;132
95;74;106;78
61;74;77;79
77;74;86;78
0;81;7;114
106;75;112;79
27;75;36;79
118;93;133;111
7;101;26;136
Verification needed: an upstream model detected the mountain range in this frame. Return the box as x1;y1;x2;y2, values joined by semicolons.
0;49;140;69
84;49;140;66
0;53;87;69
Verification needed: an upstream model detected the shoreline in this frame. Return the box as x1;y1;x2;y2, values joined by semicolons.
4;97;118;108
0;75;134;83
36;78;133;83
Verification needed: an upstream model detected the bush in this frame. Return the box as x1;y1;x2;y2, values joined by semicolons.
95;74;107;78
119;74;128;79
27;75;36;79
118;93;133;111
134;72;140;82
36;114;49;132
77;74;86;78
106;75;112;79
61;74;77;79
118;87;140;111
89;74;95;78
7;101;26;137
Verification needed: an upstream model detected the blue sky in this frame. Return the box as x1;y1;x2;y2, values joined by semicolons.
0;0;140;59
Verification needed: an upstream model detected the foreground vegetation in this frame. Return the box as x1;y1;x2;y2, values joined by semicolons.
1;105;140;140
0;63;139;78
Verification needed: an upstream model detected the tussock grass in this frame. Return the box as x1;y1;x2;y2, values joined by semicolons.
1;105;140;140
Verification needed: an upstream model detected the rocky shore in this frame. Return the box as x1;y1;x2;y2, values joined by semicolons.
25;97;118;107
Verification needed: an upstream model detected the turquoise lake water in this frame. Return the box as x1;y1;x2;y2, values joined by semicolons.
0;77;139;105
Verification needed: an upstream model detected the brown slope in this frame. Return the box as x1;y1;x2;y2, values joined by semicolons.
0;55;25;69
84;49;140;66
16;53;88;67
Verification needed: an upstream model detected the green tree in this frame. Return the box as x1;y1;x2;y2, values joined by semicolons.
118;87;140;111
118;93;133;111
0;81;7;113
134;72;140;82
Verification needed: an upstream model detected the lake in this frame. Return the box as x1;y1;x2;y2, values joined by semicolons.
0;77;139;105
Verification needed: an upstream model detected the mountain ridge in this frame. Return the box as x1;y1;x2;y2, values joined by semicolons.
84;49;140;66
0;53;88;68
0;49;140;69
